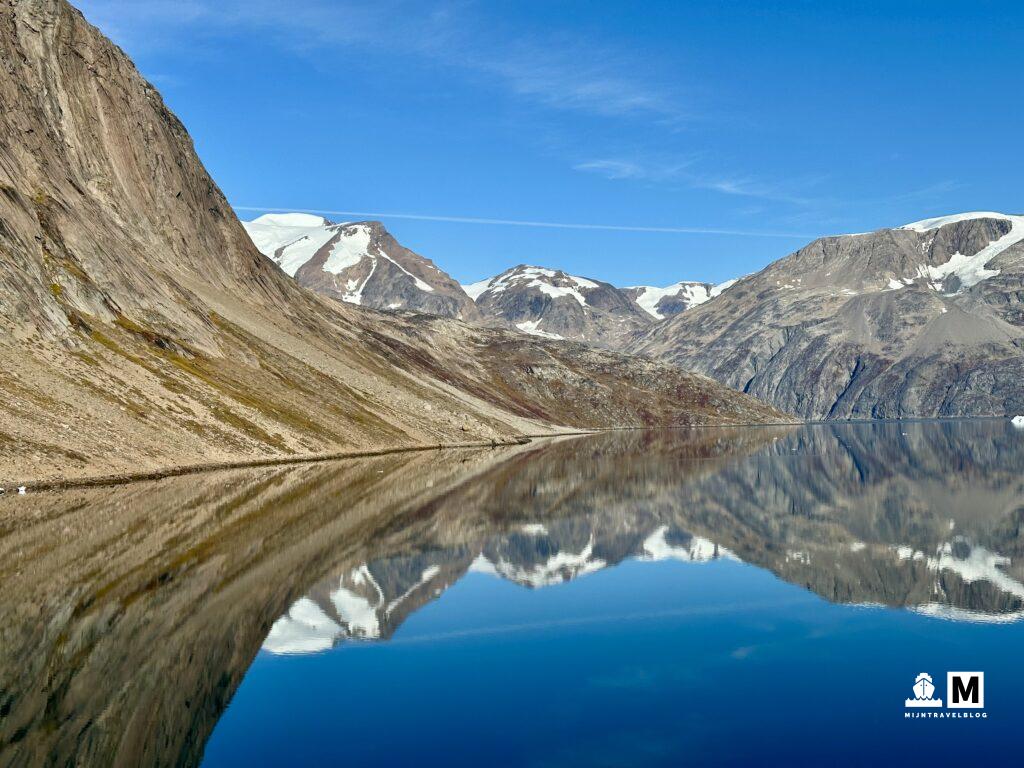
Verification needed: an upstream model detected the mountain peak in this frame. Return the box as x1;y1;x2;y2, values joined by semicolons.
241;213;479;319
464;263;653;347
249;212;330;228
900;211;1022;233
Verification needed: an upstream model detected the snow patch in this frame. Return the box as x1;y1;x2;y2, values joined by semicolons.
710;278;738;297
897;212;1024;292
515;320;564;340
322;224;372;274
331;580;381;639
262;598;341;655
900;211;1017;232
628;282;712;319
243;215;436;303
249;212;328;228
462;278;494;300
243;216;341;277
926;540;1024;602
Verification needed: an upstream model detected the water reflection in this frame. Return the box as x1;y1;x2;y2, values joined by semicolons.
2;420;1023;766
265;420;1024;657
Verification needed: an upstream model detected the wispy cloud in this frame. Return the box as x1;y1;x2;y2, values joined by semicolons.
234;205;814;238
689;175;819;206
574;159;648;180
573;158;697;182
575;156;821;205
76;0;686;122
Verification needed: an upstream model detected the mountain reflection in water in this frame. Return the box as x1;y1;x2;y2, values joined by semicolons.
2;421;1023;766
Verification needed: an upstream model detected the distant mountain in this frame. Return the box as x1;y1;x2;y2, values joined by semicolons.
632;212;1024;419
242;214;480;320
244;218;731;341
623;279;737;320
463;265;656;347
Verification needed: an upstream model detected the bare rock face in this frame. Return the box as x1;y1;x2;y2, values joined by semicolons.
242;214;481;320
464;265;655;347
0;0;786;483
631;213;1024;419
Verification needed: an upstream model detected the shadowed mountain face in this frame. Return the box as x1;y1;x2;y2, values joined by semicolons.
3;421;1023;766
632;213;1024;419
0;0;783;484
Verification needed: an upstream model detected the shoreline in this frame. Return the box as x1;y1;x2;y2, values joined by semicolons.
0;436;549;494
1;417;806;493
5;415;1011;493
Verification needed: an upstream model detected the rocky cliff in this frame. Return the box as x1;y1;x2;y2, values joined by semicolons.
632;213;1024;419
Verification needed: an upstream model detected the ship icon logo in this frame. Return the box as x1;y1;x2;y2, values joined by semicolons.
905;672;942;707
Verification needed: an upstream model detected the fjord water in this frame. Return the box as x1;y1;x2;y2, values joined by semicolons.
2;422;1023;767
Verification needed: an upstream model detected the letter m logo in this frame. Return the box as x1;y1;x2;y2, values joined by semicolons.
947;672;984;709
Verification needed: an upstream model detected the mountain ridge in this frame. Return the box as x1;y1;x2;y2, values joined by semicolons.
631;211;1024;419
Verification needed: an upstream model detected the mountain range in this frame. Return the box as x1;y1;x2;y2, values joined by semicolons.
243;212;728;347
633;212;1024;419
3;0;1022;490
0;0;783;485
245;207;1024;421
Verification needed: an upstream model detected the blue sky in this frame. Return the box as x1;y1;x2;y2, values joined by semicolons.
77;0;1022;286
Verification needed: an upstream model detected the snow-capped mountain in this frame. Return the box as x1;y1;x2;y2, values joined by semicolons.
245;215;731;342
463;265;656;347
623;280;737;320
633;211;1024;419
242;214;480;320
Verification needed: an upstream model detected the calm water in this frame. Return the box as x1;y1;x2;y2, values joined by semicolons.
2;421;1023;766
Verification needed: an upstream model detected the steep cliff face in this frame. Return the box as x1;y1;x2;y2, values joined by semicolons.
0;0;785;483
632;213;1024;419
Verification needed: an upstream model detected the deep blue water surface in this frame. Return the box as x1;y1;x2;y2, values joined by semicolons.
199;422;1024;767
5;421;1021;767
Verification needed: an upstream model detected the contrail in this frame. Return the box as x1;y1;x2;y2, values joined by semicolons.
233;205;812;239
